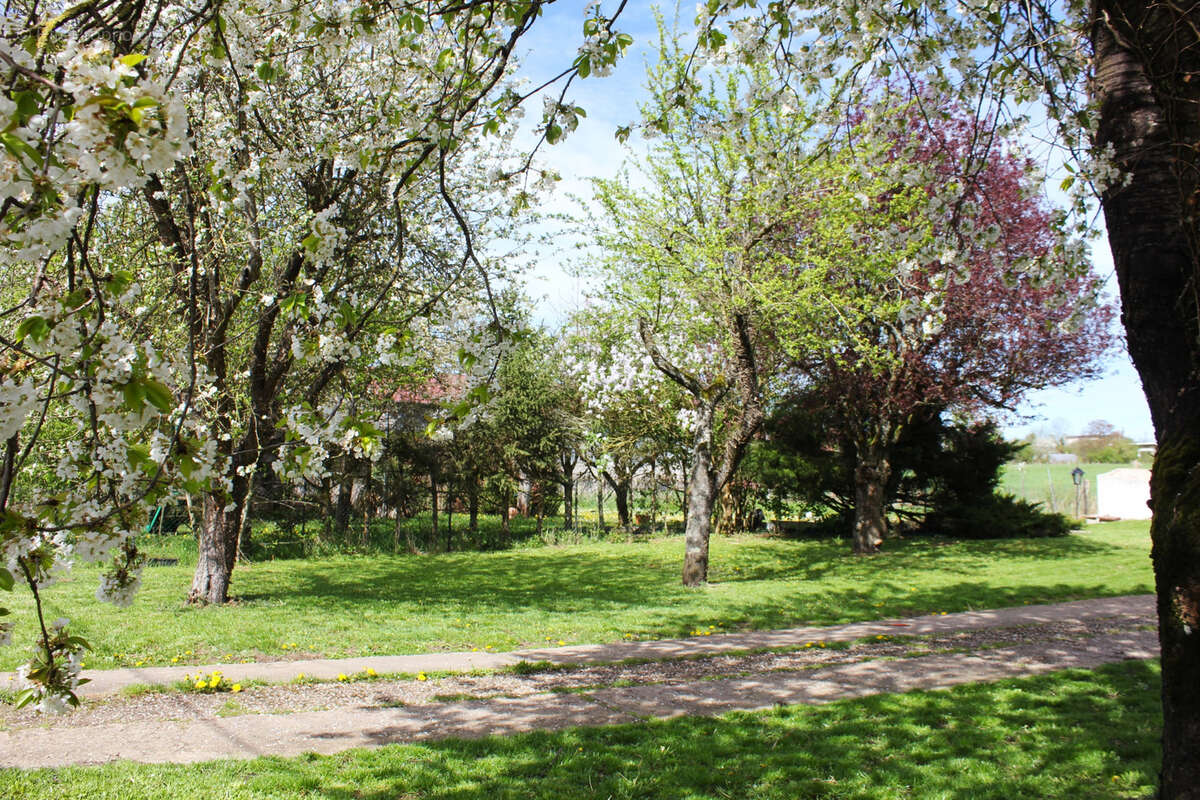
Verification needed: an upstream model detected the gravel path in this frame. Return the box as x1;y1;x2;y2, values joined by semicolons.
0;595;1158;768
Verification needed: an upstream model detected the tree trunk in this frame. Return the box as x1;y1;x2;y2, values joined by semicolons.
189;491;241;604
852;444;889;555
501;489;510;546
445;488;453;552
597;478;605;527
650;457;658;534
604;471;632;527
562;479;574;529
1093;6;1200;795
429;473;439;550
682;408;717;587
334;460;352;540
468;480;479;535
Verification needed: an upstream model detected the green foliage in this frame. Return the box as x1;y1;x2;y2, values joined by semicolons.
923;494;1076;540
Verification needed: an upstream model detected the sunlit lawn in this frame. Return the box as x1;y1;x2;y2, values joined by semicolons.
0;659;1161;799
0;521;1152;670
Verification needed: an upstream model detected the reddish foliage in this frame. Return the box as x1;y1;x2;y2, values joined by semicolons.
815;99;1115;430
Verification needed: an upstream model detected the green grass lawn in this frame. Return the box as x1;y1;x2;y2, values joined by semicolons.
0;659;1161;799
999;462;1142;516
0;521;1152;670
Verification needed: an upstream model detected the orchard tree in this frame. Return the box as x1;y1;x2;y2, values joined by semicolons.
0;0;634;707
564;309;688;530
769;99;1113;554
589;56;802;585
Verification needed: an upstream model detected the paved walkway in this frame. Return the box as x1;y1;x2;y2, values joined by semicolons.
0;595;1157;768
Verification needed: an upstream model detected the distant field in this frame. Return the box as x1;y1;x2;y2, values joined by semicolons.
1000;462;1145;516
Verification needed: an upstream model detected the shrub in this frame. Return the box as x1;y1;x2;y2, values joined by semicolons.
921;493;1076;539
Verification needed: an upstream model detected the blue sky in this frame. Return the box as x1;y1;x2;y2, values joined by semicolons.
508;1;1155;442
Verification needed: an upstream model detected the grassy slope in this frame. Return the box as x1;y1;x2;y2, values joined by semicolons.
0;660;1161;799
0;521;1152;670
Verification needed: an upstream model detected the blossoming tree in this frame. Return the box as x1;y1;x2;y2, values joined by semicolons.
0;0;632;709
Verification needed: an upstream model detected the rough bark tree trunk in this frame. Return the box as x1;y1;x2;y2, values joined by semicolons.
851;444;889;555
429;473;439;550
1093;5;1200;795
334;469;352;540
638;315;765;587
681;406;717;587
562;479;574;529
603;471;632;527
189;491;242;604
596;478;605;527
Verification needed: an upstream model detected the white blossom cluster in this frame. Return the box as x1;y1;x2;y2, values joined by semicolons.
0;39;188;269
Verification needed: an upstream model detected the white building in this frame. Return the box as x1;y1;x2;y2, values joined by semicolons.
1096;468;1152;520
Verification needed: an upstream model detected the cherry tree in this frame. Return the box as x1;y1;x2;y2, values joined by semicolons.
0;0;633;709
588;55;804;585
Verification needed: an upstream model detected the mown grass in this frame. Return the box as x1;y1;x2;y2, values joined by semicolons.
0;520;1152;670
0;659;1161;799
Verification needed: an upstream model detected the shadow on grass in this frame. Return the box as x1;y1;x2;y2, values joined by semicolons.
233;547;687;613
230;531;1141;636
291;661;1163;800
716;532;1126;583
5;660;1159;799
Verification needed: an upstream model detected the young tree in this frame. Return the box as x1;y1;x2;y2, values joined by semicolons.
589;58;801;585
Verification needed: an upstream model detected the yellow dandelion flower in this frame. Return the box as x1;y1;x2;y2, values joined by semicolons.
365;667;377;676
194;681;206;690
232;684;242;693
337;673;348;681
417;672;427;681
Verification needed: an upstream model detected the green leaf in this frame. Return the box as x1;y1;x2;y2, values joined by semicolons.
13;689;35;710
301;233;321;252
256;62;276;81
14;91;40;121
118;53;148;68
0;568;13;592
435;48;455;73
1;132;42;165
142;380;173;413
122;381;147;412
14;315;49;343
